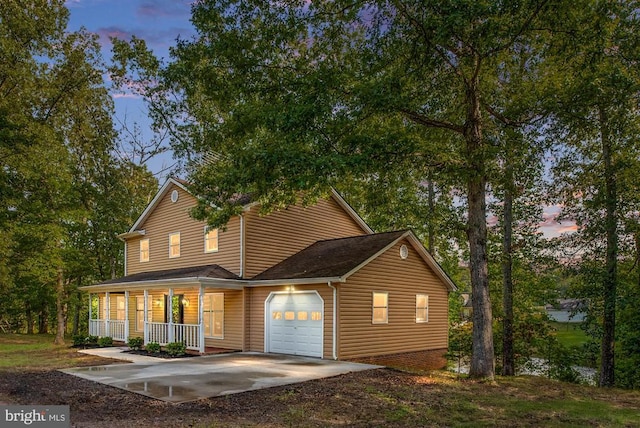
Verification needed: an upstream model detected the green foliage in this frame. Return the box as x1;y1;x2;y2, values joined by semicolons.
72;335;87;347
165;341;186;357
145;342;160;354
85;335;99;345
127;337;144;351
97;336;113;347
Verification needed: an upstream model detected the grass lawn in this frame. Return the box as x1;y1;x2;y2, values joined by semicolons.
1;333;640;427
0;333;115;371
549;321;590;348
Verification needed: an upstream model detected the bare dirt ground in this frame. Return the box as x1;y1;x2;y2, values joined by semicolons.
0;366;413;427
2;351;640;427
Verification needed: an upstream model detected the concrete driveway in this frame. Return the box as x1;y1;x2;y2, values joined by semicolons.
61;350;380;403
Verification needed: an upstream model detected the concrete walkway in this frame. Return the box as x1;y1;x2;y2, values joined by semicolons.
62;351;381;403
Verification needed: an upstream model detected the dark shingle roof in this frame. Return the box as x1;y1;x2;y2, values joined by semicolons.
98;264;239;285
252;230;407;281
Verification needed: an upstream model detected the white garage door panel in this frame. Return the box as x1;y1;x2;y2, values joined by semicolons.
268;293;323;358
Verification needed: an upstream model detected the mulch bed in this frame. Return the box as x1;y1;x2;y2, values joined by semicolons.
123;349;197;359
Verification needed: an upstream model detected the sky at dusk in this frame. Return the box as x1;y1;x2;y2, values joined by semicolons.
63;0;576;239
66;0;195;175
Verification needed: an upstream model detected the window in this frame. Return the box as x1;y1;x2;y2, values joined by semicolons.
204;293;224;338
297;311;308;321
140;239;149;262
372;292;388;324
115;296;125;321
284;311;295;320
311;311;322;321
416;294;429;323
204;227;219;253
169;232;180;258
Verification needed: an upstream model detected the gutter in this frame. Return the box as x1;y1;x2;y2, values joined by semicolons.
328;281;337;360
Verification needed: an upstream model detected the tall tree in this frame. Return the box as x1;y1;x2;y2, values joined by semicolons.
0;1;158;340
549;0;640;387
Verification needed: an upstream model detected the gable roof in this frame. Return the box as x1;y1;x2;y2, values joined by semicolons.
119;178;372;240
252;230;405;281
251;230;456;291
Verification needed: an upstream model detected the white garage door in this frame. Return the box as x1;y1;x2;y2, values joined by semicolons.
267;292;323;358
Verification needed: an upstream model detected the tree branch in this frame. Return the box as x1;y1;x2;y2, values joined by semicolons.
398;108;464;133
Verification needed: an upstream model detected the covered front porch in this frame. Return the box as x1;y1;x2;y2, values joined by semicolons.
88;285;220;354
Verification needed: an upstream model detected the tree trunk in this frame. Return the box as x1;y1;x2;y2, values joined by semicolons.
72;290;82;336
26;305;34;334
598;104;617;387
502;150;515;376
38;305;48;334
466;78;495;380
54;267;66;345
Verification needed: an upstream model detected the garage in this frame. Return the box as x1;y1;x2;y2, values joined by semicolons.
266;292;324;358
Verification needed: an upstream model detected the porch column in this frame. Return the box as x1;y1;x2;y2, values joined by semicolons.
168;288;174;343
124;290;130;342
105;291;110;337
88;293;92;336
143;289;149;345
199;285;205;353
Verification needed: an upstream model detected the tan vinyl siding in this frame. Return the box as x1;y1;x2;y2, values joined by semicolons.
204;289;243;350
125;184;241;275
247;285;334;359
244;197;368;278
337;239;449;359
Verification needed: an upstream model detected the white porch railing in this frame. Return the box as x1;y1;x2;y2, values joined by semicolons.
174;323;201;350
107;320;126;342
146;322;201;351
89;319;106;337
88;319;126;341
147;322;169;345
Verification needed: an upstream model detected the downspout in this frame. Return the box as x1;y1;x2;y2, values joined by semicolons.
328;282;337;360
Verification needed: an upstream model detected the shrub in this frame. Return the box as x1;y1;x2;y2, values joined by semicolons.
72;335;87;346
146;342;161;354
97;336;113;347
165;341;186;357
86;335;99;345
127;337;144;351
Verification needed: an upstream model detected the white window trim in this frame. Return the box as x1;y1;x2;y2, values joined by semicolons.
204;226;219;253
204;292;224;339
169;232;181;258
372;292;388;324
140;238;149;263
416;294;429;323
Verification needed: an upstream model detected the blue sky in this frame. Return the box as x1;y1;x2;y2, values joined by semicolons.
66;0;195;176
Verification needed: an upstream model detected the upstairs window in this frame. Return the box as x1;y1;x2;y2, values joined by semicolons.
416;294;429;323
204;226;219;253
372;292;388;324
169;232;180;258
140;239;149;262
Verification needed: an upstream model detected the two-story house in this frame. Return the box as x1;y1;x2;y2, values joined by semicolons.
81;178;456;369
